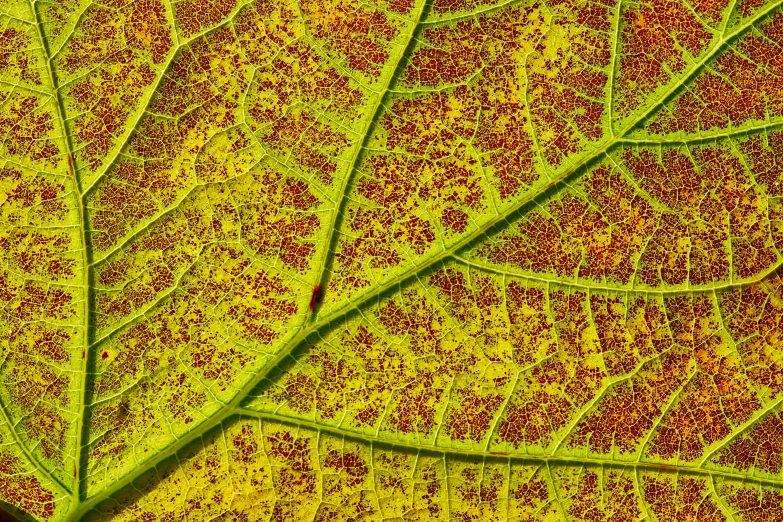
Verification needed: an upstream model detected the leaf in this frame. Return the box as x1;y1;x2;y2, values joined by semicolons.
1;0;783;519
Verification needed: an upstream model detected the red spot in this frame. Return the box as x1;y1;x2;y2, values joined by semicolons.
309;285;321;313
101;351;110;360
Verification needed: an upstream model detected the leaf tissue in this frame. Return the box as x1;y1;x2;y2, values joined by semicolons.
1;0;783;519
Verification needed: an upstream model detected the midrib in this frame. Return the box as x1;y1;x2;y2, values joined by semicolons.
28;0;89;503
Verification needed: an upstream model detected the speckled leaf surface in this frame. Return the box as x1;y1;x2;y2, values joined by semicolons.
1;0;783;519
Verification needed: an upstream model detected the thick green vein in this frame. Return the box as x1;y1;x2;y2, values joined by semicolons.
312;0;783;328
309;0;432;301
238;410;783;491
29;0;89;501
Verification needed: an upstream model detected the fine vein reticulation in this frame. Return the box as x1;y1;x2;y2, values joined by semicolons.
2;0;783;519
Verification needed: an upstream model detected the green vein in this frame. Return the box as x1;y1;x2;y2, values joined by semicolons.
239;410;783;490
619;120;783;144
29;0;90;501
310;0;783;329
308;0;432;309
452;255;783;295
87;182;202;268
698;398;783;468
0;395;72;498
607;0;623;136
79;3;253;197
86;246;207;349
712;474;741;521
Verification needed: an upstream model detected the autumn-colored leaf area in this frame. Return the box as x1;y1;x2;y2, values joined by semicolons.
1;0;783;518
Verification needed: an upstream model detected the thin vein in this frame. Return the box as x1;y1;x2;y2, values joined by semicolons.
0;395;72;498
452;254;783;295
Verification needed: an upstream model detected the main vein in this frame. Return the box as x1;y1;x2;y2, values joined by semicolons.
29;0;89;500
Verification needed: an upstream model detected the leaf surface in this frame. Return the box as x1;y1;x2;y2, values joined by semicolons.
1;0;783;519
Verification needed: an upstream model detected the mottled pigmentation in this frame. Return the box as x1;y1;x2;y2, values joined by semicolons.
86;238;305;494
299;0;404;79
92;421;783;522
0;2;85;513
718;270;783;395
174;0;238;37
56;0;173;182
84;420;278;521
646;11;783;136
472;162;661;285
251;263;783;479
720;481;783;522
643;475;727;521
470;142;782;288
252;265;519;447
325;0;619;313
713;411;783;475
82;0;422;499
6;0;783;518
614;0;714;121
0;450;59;519
0;12;83;502
524;0;614;167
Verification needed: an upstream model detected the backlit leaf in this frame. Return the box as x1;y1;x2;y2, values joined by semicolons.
1;0;782;519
